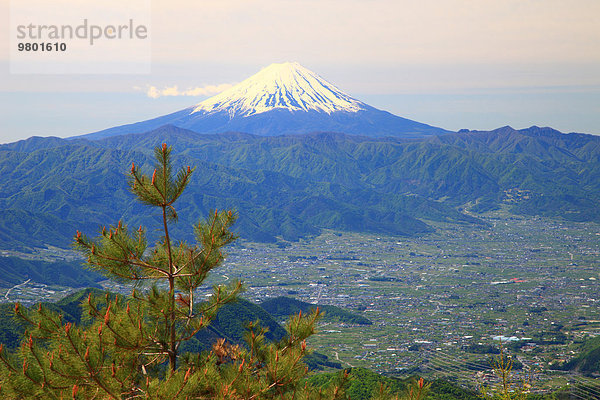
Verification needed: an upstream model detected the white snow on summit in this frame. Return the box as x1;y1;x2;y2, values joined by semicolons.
192;62;366;117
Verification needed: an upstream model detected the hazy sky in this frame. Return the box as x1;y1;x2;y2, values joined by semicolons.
1;0;599;143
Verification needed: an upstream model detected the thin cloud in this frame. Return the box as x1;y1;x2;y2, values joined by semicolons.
144;83;235;98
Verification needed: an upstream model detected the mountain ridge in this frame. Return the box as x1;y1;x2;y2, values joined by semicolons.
1;126;598;250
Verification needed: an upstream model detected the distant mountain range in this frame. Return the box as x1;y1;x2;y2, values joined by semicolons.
79;62;447;139
1;61;599;254
1;125;598;252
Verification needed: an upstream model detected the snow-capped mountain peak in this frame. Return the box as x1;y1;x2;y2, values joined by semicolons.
191;62;366;117
81;62;447;139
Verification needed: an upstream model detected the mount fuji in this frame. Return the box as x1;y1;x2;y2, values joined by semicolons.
82;62;448;139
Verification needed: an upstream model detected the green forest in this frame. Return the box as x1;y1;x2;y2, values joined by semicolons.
0;136;597;399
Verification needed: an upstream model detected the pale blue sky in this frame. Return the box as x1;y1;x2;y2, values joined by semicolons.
1;0;599;143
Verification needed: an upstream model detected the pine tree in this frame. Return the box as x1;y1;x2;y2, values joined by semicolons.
479;341;530;400
0;143;351;399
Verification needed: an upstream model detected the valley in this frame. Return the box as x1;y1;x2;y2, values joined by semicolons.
3;208;598;394
1;63;599;396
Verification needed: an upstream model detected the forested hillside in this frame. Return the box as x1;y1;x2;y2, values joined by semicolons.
1;126;598;251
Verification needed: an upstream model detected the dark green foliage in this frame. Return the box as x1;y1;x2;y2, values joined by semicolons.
0;209;74;250
463;344;500;354
51;288;115;324
303;352;342;370
0;289;348;373
0;145;353;399
0;304;24;349
2;125;599;254
561;336;600;374
529;330;567;345
182;297;289;354
209;298;287;343
0;289;111;350
261;296;372;325
0;256;101;288
428;379;480;400
309;367;478;400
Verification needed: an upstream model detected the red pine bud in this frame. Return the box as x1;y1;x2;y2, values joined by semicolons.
151;169;156;185
0;344;3;353
162;143;167;152
184;367;191;382
109;231;113;239
84;347;90;361
98;324;103;335
118;220;122;229
111;362;116;377
301;340;306;351
65;323;71;333
239;359;245;372
22;360;27;374
14;303;19;314
131;162;135;174
104;304;111;324
187;166;191;173
72;384;79;398
28;335;33;349
275;351;279;362
418;378;424;389
38;303;42;312
126;303;130;314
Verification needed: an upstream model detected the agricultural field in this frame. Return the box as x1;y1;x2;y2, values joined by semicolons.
214;208;600;390
2;208;599;392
